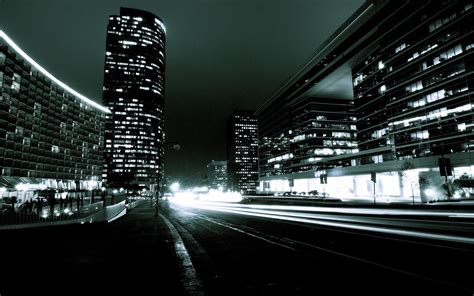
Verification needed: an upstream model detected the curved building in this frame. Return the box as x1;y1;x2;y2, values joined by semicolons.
0;30;108;199
102;7;166;191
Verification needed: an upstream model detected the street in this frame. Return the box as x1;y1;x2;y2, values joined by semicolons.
0;199;473;295
164;198;474;295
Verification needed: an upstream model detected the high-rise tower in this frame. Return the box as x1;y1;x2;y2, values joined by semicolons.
227;111;259;194
102;7;166;191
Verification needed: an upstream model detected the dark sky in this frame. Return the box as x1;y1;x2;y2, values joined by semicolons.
0;0;364;185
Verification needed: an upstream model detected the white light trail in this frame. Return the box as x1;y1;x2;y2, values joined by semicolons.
170;199;474;245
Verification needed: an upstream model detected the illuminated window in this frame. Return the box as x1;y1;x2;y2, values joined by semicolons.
378;60;384;70
395;43;406;54
11;73;21;92
51;145;60;153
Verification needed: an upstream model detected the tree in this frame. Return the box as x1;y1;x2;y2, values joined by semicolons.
107;172;139;196
398;160;415;204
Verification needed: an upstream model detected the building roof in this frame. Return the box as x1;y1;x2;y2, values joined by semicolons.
0;30;110;113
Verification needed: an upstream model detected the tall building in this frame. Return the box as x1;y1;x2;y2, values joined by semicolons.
227;111;258;194
207;160;228;190
257;0;474;201
102;7;166;191
0;30;107;200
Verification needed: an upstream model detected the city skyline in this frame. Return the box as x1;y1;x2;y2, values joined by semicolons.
0;0;364;184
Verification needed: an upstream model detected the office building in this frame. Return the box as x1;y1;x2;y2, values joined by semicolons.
102;7;166;191
207;160;228;190
0;30;107;200
227;111;258;194
257;0;474;201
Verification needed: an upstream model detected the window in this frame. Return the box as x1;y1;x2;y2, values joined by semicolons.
428;13;456;32
11;73;21;92
410;130;429;140
51;145;60;153
405;81;423;93
395;43;406;54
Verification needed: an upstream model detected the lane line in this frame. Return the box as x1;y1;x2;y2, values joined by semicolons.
198;215;298;252
283;237;471;293
181;209;471;294
177;203;474;245
160;213;204;296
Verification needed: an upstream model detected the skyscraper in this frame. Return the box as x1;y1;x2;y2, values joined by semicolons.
207;160;228;190
227;111;258;194
102;7;166;192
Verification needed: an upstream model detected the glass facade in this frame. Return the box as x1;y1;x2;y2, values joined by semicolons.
257;1;474;199
227;111;258;194
259;97;357;178
102;8;166;190
0;31;107;190
353;1;474;163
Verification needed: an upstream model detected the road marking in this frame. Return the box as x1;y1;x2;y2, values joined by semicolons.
160;214;204;296
198;216;298;252
185;204;474;245
283;237;471;293
190;212;471;293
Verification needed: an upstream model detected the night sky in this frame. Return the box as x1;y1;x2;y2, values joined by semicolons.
0;0;364;185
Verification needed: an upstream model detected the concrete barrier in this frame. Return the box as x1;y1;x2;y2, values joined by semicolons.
0;201;127;230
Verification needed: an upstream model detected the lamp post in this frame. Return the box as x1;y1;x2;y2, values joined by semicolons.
154;141;181;217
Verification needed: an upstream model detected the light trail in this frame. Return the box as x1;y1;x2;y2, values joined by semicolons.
212;201;474;218
169;198;474;245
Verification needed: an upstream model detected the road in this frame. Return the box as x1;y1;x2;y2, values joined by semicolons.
1;198;473;295
164;197;474;295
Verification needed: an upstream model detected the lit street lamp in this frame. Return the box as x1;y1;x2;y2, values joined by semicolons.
154;141;181;217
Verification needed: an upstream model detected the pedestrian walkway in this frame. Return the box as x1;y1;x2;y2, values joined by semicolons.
0;202;186;296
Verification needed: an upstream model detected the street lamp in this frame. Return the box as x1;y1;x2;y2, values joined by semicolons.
170;182;180;192
154;141;181;217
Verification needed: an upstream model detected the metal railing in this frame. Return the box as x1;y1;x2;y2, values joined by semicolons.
0;201;104;226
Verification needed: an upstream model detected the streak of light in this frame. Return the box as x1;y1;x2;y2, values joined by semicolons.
172;198;474;218
169;199;474;245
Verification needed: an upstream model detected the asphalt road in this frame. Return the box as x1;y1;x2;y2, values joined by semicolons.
163;199;474;296
1;200;473;296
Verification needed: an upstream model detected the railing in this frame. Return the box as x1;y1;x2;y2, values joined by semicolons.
0;201;128;229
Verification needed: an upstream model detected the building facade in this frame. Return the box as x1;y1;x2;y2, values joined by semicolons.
227;111;258;194
207;160;228;190
257;0;474;202
102;7;166;192
0;30;107;198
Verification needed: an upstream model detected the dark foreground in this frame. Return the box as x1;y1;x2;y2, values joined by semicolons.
1;201;473;296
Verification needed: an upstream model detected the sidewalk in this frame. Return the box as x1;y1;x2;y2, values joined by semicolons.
0;202;185;296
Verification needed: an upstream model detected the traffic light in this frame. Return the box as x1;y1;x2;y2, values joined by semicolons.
438;158;452;176
371;172;376;183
